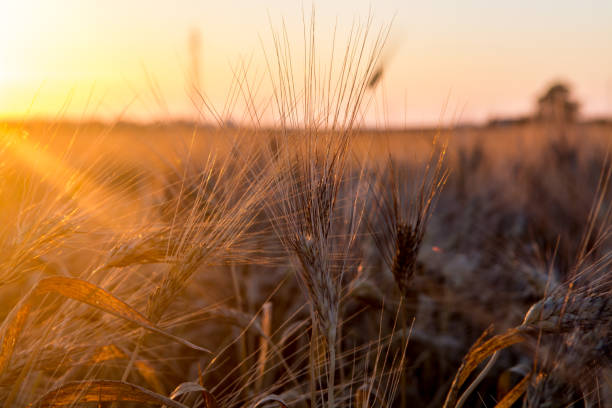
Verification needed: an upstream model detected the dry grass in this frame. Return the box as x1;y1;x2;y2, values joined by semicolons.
0;15;611;408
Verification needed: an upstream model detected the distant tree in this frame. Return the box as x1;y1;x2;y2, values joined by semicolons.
536;82;579;123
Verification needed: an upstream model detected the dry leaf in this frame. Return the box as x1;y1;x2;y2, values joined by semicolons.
28;380;188;407
0;277;210;377
90;344;165;394
252;394;289;408
494;372;532;408
442;327;525;408
168;382;217;408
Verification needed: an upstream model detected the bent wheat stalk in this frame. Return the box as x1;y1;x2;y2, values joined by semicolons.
28;380;188;408
0;276;210;378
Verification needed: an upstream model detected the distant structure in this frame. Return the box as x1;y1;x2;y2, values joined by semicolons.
536;82;579;123
188;29;203;120
486;116;530;128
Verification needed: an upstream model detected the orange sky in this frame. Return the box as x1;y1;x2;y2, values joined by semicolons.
1;1;611;126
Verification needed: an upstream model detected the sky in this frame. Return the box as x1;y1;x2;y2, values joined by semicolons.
1;0;611;126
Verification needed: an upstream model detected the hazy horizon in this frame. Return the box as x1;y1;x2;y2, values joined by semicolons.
1;1;611;126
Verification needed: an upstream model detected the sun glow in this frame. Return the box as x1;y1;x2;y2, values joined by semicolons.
0;127;135;230
0;1;611;124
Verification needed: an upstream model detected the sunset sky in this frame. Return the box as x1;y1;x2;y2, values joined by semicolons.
1;0;611;126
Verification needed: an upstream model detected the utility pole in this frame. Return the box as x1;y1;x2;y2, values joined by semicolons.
188;28;202;123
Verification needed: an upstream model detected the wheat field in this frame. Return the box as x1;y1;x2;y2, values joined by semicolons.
0;16;611;408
